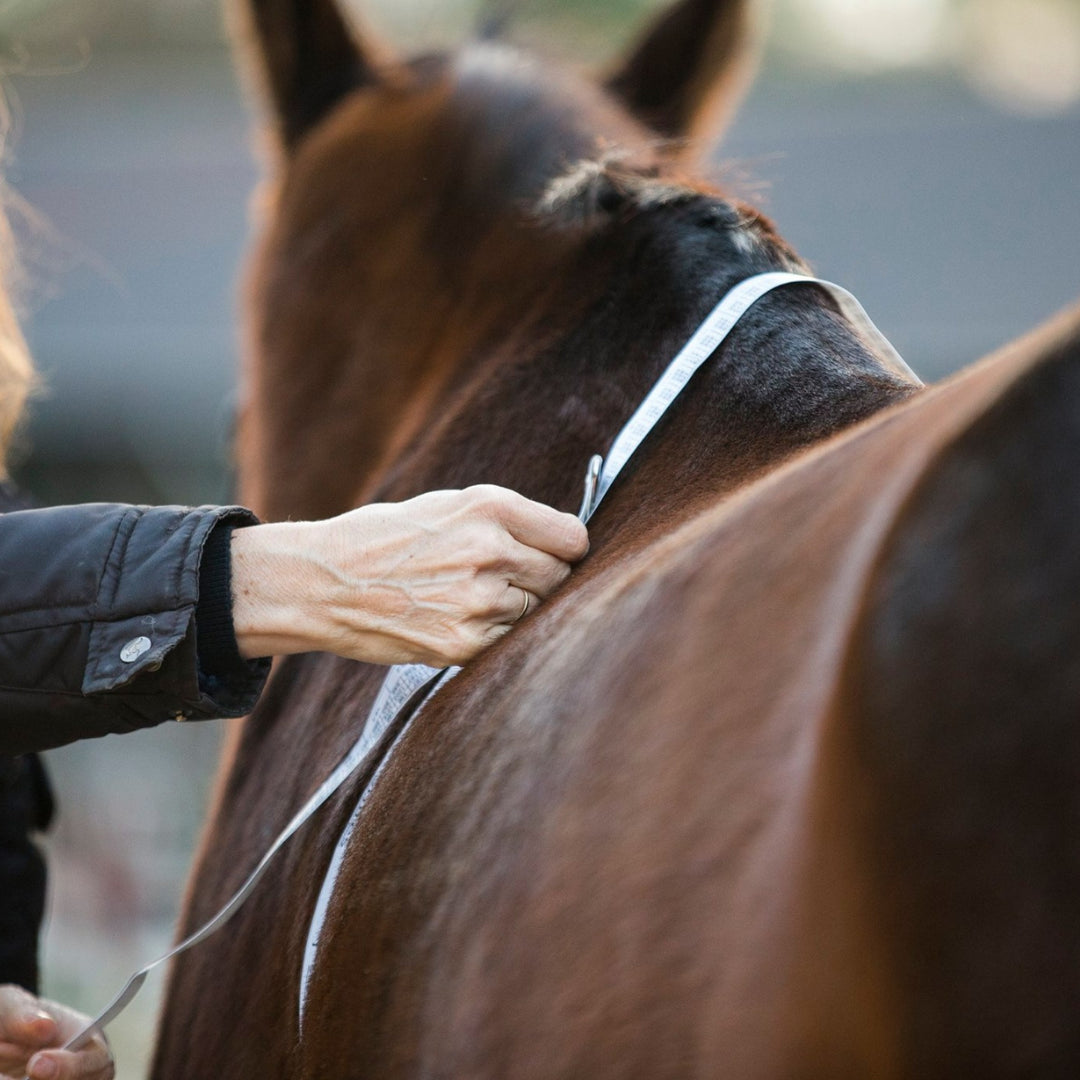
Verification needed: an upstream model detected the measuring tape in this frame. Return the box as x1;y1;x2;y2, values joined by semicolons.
579;271;920;522
297;663;460;1024
52;270;917;1065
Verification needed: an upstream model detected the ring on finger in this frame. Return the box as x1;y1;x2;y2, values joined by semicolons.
515;587;531;622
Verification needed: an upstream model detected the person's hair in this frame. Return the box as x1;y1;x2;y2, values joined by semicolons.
0;97;35;480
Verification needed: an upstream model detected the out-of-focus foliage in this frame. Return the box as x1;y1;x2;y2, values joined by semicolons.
0;0;221;46
2;0;1079;113
773;0;1080;114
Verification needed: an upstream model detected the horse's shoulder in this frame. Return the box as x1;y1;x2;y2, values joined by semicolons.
846;299;1080;726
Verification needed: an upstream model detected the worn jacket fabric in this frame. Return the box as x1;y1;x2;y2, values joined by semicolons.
0;502;271;755
0;485;50;991
0;754;51;992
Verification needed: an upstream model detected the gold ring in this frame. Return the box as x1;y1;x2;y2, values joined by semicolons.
516;588;531;622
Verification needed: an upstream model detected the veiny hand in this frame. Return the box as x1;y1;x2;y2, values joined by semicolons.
231;485;589;667
0;985;113;1080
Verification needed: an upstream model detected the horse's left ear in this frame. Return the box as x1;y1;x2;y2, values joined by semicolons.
605;0;760;151
229;0;394;154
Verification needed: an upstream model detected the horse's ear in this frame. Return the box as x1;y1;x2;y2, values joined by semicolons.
229;0;392;153
605;0;760;151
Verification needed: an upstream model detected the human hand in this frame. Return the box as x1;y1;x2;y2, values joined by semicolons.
230;485;589;667
0;985;113;1080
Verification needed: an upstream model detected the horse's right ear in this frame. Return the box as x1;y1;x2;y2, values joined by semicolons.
229;0;391;153
605;0;760;153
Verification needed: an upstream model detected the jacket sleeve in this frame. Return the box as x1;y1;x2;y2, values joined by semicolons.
0;504;272;754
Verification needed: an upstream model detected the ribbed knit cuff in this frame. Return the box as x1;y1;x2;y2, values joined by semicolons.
196;522;246;677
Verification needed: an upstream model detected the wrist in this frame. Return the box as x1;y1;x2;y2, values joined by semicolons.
230;521;328;659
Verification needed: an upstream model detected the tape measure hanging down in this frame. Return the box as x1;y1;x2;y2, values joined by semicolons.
51;664;455;1060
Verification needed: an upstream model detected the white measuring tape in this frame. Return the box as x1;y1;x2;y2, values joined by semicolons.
579;271;920;522
53;271;916;1065
297;663;460;1025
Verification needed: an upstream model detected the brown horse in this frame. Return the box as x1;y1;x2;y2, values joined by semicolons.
153;0;1080;1076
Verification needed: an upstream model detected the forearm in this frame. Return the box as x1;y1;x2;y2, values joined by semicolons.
229;516;451;666
0;487;586;754
229;520;332;660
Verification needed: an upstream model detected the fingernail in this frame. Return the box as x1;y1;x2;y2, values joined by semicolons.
28;1054;59;1079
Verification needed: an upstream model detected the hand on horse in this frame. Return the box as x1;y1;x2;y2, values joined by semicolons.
0;985;113;1080
230;485;590;667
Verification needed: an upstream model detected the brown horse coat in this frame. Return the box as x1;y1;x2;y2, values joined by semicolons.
154;1;1080;1076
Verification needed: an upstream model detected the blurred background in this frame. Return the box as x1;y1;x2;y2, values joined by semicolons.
1;0;1077;1074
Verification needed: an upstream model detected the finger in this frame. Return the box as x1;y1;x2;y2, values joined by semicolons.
0;1020;57;1055
0;1043;33;1074
0;1021;56;1060
0;988;56;1049
27;1041;114;1080
496;542;572;600
471;488;589;562
491;584;534;626
477;620;513;652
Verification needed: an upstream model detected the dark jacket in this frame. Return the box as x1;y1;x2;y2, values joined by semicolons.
0;753;51;992
0;481;49;992
0;501;271;755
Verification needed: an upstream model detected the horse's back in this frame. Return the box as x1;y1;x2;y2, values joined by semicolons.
290;303;1080;1078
